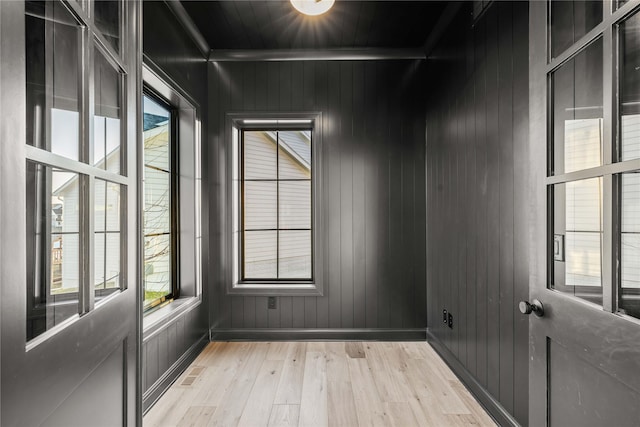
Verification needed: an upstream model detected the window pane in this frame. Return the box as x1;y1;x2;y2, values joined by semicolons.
50;234;80;294
143;95;170;171
279;230;312;279
244;131;277;180
94;49;121;174
551;178;603;305
106;181;121;232
144;167;171;234
244;231;277;279
26;0;81;161
279;181;311;229
551;0;602;58
95;179;121;301
95;179;120;232
620;11;640;162
93;0;121;53
552;39;603;175
26;162;81;341
94;232;105;287
144;235;171;308
244;181;277;230
143;94;172;309
278;130;311;179
620;172;640;318
104;233;120;289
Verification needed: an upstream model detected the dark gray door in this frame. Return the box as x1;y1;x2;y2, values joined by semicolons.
1;1;141;425
529;1;640;426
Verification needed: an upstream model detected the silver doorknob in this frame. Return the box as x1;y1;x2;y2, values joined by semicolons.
519;299;544;317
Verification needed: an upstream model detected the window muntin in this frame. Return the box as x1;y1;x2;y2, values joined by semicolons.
240;129;313;281
142;93;177;310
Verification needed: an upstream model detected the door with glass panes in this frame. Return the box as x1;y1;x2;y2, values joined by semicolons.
1;1;140;425
529;1;640;425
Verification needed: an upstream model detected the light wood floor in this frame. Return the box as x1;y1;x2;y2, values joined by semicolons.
144;341;496;427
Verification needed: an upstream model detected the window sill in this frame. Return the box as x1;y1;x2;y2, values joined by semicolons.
227;282;323;297
143;296;201;338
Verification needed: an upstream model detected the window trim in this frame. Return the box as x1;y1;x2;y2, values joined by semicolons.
227;112;324;296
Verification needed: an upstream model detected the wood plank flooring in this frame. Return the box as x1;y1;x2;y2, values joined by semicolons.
144;342;496;427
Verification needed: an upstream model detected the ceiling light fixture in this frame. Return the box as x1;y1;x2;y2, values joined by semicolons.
290;0;335;16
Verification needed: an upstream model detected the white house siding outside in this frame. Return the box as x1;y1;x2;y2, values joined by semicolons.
242;130;312;280
51;169;80;294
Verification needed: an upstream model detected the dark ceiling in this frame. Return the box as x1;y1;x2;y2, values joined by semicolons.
181;1;448;50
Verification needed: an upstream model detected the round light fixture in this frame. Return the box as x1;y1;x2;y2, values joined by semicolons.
290;0;335;16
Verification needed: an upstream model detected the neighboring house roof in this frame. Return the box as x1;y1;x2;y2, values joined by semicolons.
144;113;168;132
55;120;170;196
264;130;311;170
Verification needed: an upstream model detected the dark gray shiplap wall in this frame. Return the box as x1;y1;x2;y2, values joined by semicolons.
142;1;209;409
208;60;427;331
425;2;529;426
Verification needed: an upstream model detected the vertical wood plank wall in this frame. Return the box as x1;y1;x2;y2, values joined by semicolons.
142;1;209;408
208;60;428;331
425;3;529;426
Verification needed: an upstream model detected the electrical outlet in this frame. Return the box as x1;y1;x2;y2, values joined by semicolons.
443;309;448;324
447;312;453;329
268;296;277;309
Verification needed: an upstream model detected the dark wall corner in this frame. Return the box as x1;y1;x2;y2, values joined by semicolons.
425;2;529;425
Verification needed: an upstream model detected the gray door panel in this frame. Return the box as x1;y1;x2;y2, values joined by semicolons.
1;1;141;425
529;1;640;426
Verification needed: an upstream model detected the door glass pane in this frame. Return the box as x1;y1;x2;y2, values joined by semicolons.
94;179;121;302
26;0;81;161
550;178;603;306
93;0;121;53
620;171;640;318
143;95;172;309
94;49;122;174
26;161;81;341
551;0;602;58
551;39;603;175
620;11;640;162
